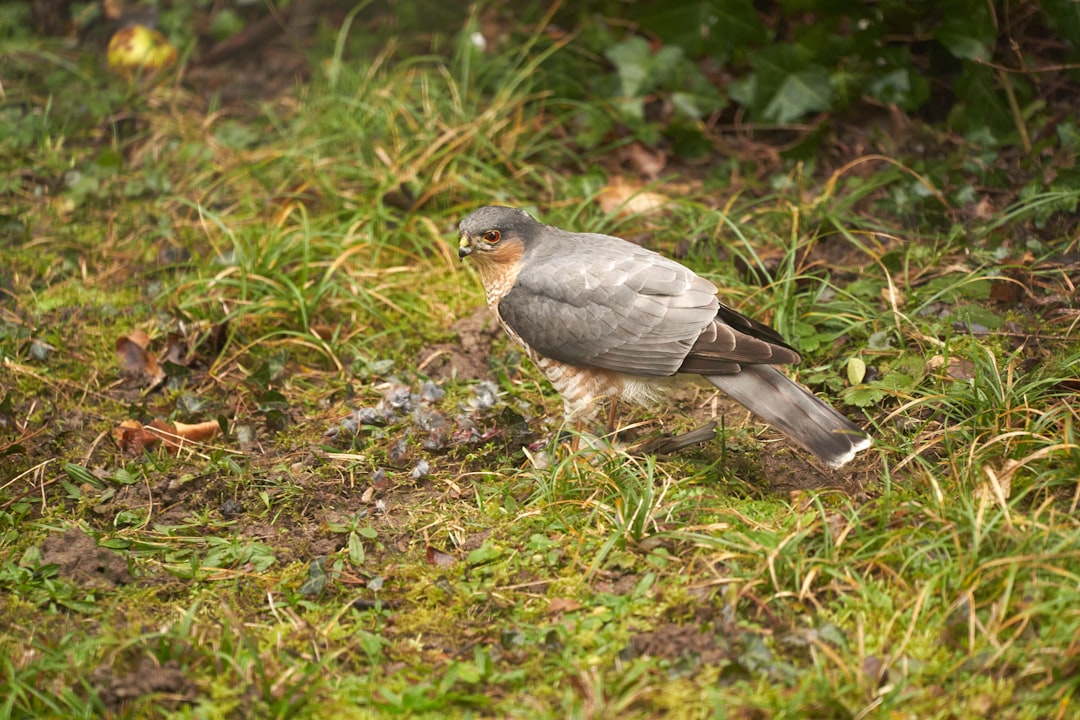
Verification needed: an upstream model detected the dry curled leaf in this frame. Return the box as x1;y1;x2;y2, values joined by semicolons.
927;355;975;381
310;324;337;341
425;545;456;568
546;597;583;614
170;419;222;446
1056;378;1080;394
622;142;667;180
114;418;221;455
202;321;230;360
596;176;670;218
989;280;1023;303
162;332;191;366
115;419;161;455
880;284;906;308
115;332;166;389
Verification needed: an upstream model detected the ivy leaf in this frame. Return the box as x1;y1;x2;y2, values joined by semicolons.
605;37;656;98
650;46;686;84
949;303;1003;330
708;0;770;49
867;331;894;351
937;7;995;63
936;33;992;62
671;89;726;120
867;53;930;111
299;557;328;596
763;68;833;123
728;73;757;110
948;61;1013;137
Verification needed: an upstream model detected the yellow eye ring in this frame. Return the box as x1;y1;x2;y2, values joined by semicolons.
482;230;501;244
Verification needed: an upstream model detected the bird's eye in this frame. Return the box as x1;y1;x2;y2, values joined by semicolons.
482;230;501;244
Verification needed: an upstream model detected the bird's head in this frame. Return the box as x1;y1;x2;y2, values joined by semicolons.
458;206;541;263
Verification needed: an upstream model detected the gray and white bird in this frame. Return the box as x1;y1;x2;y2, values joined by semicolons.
458;206;871;468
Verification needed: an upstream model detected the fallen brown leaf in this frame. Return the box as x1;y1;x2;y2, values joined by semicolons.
163;332;190;366
115;419;161;455
546;597;583;614
928;355;976;381
596;176;670;218
202;321;230;359
622;142;667;180
989;279;1024;303
171;419;222;445
972;196;994;220
115;332;166;389
310;324;338;341
114;418;222;456
1053;377;1080;394
881;284;906;308
425;545;456;568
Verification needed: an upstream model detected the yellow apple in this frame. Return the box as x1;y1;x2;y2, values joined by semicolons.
107;25;177;78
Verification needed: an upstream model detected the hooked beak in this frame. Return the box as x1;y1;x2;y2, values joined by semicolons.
458;234;474;259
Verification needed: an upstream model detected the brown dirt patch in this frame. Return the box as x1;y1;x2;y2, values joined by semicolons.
631;622;731;665
418;307;502;381
40;527;133;588
91;656;196;713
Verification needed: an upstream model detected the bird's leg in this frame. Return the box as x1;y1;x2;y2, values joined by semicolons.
564;417;584;454
605;398;620;438
546;402;585;454
554;400;614;456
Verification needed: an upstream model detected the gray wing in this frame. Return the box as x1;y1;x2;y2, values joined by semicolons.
497;238;718;377
677;302;802;373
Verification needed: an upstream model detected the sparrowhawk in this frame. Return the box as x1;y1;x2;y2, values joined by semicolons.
458;206;871;468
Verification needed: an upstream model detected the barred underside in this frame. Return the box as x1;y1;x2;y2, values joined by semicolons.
533;355;669;417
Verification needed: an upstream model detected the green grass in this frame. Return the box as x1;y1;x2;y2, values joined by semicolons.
2;7;1079;719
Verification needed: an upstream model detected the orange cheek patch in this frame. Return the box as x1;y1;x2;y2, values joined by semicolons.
471;243;523;281
481;241;524;266
468;241;526;308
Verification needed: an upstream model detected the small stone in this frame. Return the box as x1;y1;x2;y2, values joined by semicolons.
220;499;243;518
